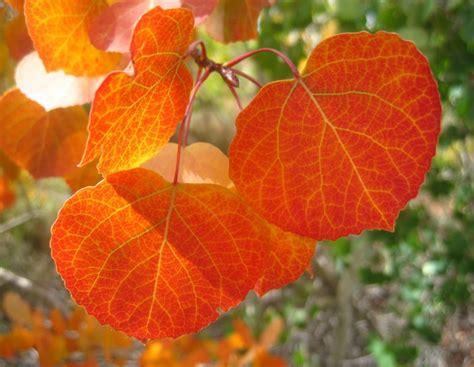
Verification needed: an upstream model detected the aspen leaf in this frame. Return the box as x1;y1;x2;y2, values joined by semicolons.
143;142;233;188
64;161;103;193
51;168;314;339
24;0;122;76
229;32;441;240
15;52;105;110
88;0;218;52
80;7;195;175
0;89;89;179
205;0;275;43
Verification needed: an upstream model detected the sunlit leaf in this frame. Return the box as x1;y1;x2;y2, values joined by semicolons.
24;0;122;76
230;32;441;240
80;7;194;175
15;52;105;110
143;142;233;188
0;89;89;179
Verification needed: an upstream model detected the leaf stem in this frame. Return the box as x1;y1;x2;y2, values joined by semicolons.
230;68;263;88
226;83;243;111
172;68;211;185
224;48;300;79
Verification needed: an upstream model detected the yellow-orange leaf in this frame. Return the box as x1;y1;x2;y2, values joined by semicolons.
64;160;103;193
143;142;233;188
51;168;314;339
0;89;89;179
80;7;194;175
2;292;33;327
229;32;441;240
24;0;122;76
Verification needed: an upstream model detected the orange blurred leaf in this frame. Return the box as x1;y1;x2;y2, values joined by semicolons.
229;32;441;240
64;160;103;193
0;89;89;179
4;14;33;61
80;7;194;175
24;0;122;76
205;0;274;43
51;168;314;339
2;292;32;327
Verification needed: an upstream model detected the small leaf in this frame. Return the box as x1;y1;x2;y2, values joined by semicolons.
2;292;32;327
64;161;103;193
80;7;195;175
24;0;122;76
51;168;314;339
230;32;441;240
205;0;275;43
0;89;89;179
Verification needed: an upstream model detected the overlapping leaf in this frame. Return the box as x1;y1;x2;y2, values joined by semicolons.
51;168;314;339
15;52;105;110
143;142;233;187
24;0;122;76
0;89;89;179
205;0;275;43
229;32;441;240
80;7;195;175
89;0;217;53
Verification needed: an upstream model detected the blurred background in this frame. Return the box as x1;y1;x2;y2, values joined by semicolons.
1;0;473;366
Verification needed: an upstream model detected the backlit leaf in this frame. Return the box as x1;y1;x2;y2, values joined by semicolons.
64;161;103;193
143;142;233;188
51;168;314;339
88;0;218;52
24;0;122;76
205;0;275;43
0;89;89;179
80;7;194;176
229;32;441;240
15;52;105;110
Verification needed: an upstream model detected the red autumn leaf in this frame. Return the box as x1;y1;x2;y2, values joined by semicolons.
80;7;195;176
205;0;274;43
0;177;15;213
50;168;314;339
229;32;441;240
88;0;218;53
0;89;89;179
24;0;122;76
15;52;105;110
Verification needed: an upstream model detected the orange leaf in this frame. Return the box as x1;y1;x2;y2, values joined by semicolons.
205;0;274;43
143;142;233;188
24;0;122;76
0;177;15;212
51;168;314;339
15;52;105;110
0;89;89;179
80;7;194;175
229;32;441;240
2;292;32;327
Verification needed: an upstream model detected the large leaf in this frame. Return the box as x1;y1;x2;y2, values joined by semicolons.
24;0;122;76
205;0;274;43
229;32;441;240
0;89;88;179
80;7;194;176
51;168;314;339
